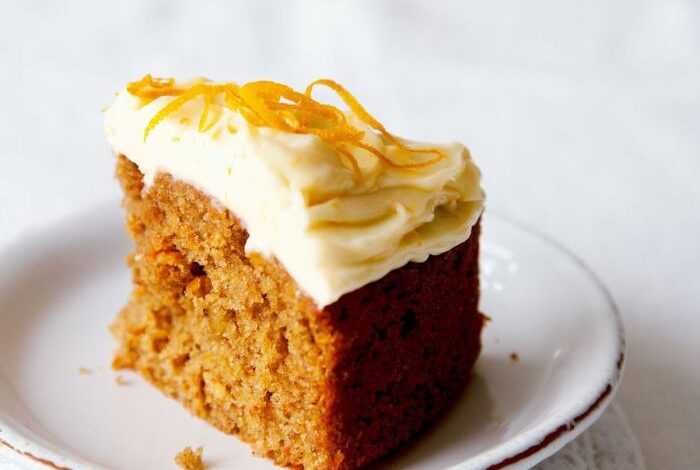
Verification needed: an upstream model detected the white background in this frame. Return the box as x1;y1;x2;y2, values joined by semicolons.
0;1;698;468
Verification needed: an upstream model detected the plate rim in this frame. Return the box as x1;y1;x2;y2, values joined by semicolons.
0;205;626;470
474;213;625;470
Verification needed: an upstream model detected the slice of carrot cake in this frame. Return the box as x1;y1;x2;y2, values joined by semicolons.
103;75;485;470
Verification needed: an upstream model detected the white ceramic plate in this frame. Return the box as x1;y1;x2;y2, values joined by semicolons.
0;205;624;470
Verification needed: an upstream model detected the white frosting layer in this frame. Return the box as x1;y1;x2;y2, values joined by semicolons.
104;86;484;307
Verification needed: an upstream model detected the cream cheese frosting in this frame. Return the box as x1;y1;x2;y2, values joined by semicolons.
103;79;484;307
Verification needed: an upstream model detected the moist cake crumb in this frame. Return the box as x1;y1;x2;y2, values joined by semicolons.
110;157;483;469
114;375;129;386
175;446;204;470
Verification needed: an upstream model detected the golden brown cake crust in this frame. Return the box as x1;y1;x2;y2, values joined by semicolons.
112;156;483;470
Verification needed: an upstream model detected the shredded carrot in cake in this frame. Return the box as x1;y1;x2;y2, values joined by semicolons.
127;75;445;180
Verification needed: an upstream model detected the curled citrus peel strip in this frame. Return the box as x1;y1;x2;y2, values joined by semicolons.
198;92;212;132
126;74;180;103
335;146;362;183
128;75;445;180
305;79;445;167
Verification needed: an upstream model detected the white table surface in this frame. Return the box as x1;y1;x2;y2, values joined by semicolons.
0;1;697;468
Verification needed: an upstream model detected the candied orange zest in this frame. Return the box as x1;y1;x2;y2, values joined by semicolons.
306;79;445;162
198;92;212;132
353;142;444;169
239;82;296;132
143;84;212;140
127;74;445;176
127;74;180;103
335;146;362;182
352;141;401;168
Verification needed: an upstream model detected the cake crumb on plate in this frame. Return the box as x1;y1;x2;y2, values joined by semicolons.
175;446;204;470
510;352;520;362
114;375;129;386
78;366;91;375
